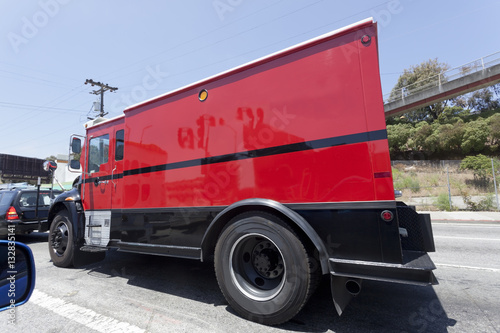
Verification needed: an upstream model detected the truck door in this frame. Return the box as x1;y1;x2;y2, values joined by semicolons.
84;131;112;247
85;132;112;210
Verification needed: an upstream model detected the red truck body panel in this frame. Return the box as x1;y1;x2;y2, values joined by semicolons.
83;19;394;213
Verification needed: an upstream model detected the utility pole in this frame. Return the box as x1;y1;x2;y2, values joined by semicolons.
85;79;118;119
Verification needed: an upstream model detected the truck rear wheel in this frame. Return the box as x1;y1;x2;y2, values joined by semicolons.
214;211;316;325
48;210;75;268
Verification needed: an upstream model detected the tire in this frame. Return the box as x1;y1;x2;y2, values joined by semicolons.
214;211;317;325
48;210;75;267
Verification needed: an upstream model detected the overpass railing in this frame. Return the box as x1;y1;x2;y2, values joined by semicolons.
383;51;500;104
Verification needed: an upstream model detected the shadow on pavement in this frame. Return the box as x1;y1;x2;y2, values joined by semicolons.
280;278;457;332
80;250;456;332
12;231;48;245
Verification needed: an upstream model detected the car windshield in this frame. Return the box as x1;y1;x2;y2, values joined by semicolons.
18;192;60;207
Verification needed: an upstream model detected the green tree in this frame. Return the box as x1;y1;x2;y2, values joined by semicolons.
488;113;500;151
412;122;433;151
454;84;500;113
461;119;489;154
438;121;464;153
437;106;469;124
460;154;499;181
466;88;500;112
422;123;441;154
387;123;414;153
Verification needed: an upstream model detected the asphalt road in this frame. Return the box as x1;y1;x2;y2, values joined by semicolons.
1;221;499;333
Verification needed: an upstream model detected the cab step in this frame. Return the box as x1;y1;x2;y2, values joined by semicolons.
80;245;108;253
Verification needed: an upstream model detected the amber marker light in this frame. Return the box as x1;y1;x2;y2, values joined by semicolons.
198;89;208;102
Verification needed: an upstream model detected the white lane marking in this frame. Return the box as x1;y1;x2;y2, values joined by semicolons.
433;223;500;227
436;263;500;272
434;235;500;241
30;289;145;333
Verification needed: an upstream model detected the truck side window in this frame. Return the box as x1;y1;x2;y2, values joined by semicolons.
88;134;109;173
115;130;124;161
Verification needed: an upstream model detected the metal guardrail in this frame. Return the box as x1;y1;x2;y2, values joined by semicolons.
383;51;500;104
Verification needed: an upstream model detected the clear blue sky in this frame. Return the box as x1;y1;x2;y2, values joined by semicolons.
1;0;499;159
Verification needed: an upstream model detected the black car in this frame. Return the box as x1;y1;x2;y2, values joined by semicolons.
0;188;62;238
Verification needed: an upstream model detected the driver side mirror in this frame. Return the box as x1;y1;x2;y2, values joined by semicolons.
71;137;81;154
0;241;36;313
69;136;83;171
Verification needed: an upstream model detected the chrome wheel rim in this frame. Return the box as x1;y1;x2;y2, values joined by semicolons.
229;233;286;301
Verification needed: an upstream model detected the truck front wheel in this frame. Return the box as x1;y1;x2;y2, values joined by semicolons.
48;211;75;268
214;211;317;325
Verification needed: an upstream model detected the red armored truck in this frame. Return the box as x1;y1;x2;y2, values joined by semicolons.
44;18;437;325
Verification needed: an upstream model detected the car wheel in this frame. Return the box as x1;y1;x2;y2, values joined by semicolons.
214;211;317;325
48;210;75;267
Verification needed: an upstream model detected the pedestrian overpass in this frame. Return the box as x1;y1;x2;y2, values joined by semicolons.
384;52;500;117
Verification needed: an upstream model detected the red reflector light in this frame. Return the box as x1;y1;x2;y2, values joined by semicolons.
6;206;19;220
374;172;391;179
381;210;394;222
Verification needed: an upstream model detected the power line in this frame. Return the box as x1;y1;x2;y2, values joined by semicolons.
0;85;88;138
103;0;395;87
115;1;400;97
0;69;73;89
0;101;87;113
101;0;288;82
0;60;81;84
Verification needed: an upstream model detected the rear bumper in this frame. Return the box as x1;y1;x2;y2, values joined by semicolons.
329;250;437;315
0;220;44;236
38;220;49;232
329;250;437;286
328;204;438;286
